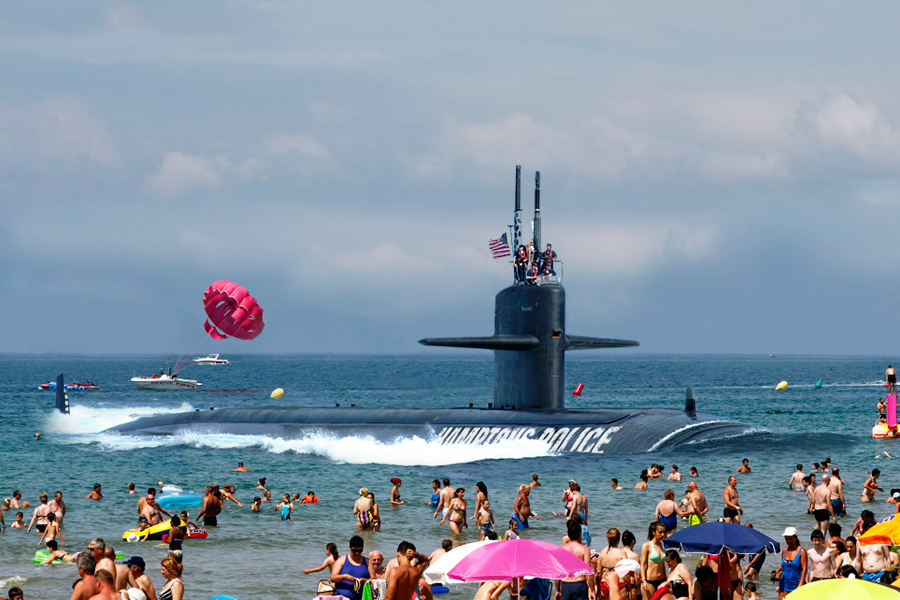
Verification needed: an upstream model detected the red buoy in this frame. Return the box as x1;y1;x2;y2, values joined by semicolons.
573;383;584;396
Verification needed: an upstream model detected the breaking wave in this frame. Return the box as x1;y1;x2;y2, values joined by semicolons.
44;403;553;465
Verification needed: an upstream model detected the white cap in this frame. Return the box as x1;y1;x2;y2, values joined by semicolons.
126;532;140;543
614;558;640;578
893;492;900;499
782;526;798;537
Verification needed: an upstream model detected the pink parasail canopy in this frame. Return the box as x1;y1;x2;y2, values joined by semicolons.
446;538;593;582
203;280;265;341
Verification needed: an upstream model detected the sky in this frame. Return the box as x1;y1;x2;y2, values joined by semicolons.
3;1;900;355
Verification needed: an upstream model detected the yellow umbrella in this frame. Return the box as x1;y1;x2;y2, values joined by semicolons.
859;514;900;546
785;579;900;599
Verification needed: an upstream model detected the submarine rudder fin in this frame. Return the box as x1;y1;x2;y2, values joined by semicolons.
55;373;69;415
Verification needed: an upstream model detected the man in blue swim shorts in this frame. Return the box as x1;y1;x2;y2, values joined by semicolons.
513;484;539;530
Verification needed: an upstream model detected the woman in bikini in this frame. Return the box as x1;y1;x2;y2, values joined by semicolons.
157;557;184;600
837;535;862;576
862;469;883;502
367;492;381;532
663;550;692;599
571;483;588;525
640;521;667;600
442;488;467;534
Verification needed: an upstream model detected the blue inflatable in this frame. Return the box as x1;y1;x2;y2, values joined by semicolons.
432;586;449;594
157;494;203;510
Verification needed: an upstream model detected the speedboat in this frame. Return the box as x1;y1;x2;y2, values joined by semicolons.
131;371;202;390
193;354;229;365
39;381;99;391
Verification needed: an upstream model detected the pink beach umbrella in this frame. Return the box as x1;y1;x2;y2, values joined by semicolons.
446;538;593;582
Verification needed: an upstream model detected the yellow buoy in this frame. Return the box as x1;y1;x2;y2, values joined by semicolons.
775;381;788;390
270;387;284;399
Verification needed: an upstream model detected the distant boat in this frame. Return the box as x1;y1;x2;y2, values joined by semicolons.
768;354;776;358
131;363;202;390
39;381;99;391
131;373;202;390
193;354;229;365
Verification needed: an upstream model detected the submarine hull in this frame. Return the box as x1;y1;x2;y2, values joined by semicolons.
105;406;754;454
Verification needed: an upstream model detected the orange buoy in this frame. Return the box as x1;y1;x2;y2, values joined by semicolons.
573;383;584;396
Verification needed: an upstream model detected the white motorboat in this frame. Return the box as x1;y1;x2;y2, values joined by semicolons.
131;371;202;390
193;354;229;365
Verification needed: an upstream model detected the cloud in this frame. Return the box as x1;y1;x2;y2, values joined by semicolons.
144;151;223;196
265;134;329;158
797;94;900;161
0;96;120;168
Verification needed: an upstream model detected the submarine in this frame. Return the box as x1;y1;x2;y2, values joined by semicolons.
101;167;754;454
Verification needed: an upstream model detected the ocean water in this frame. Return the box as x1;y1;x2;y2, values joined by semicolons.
2;352;899;599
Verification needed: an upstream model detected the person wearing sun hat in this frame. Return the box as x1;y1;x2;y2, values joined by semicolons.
778;527;807;597
390;478;405;505
353;488;375;530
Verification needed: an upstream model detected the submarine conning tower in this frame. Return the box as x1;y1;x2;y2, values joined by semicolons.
419;166;639;411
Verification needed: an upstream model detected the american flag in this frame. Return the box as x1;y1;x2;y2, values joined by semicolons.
489;233;512;258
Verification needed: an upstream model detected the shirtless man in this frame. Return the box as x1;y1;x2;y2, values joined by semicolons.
10;490;30;509
530;474;542;488
788;464;806;491
385;541;431;600
513;484;540;529
124;556;156;600
104;547;129;591
70;552;97;600
860;541;891;583
667;465;681;481
736;458;751;473
813;475;835;535
722;476;743;524
221;484;242;507
887;365;897;394
557;521;595;600
829;469;846;518
137;488;171;525
197;485;222;527
90;538;116;582
231;462;249;471
428;540;453;564
89;569;117;600
609;479;623;490
594;528;626;599
686;482;708;526
432;478;454;521
49;491;66;527
369;551;386;579
85;484;103;500
805;530;837;582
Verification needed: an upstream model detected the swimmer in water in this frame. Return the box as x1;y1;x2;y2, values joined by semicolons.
231;462;249;472
390;478;405;505
862;469;883;502
788;464;806;491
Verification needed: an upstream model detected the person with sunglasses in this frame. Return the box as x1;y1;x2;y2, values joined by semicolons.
331;535;373;600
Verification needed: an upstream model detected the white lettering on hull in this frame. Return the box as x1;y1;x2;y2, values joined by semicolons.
435;425;621;453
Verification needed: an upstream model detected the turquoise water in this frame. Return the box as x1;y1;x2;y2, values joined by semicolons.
2;353;899;599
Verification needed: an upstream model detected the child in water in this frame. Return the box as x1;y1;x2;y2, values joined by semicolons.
275;493;294;521
251;497;262;512
11;512;26;528
504;518;519;540
744;581;759;600
476;500;495;540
